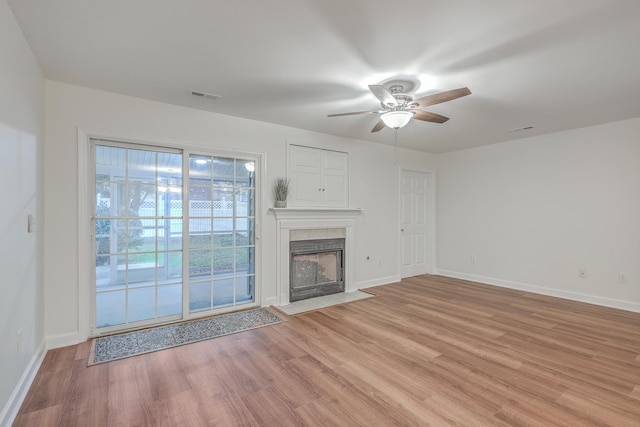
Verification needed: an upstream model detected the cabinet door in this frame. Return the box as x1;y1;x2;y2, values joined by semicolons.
288;145;349;207
322;150;348;207
289;145;322;206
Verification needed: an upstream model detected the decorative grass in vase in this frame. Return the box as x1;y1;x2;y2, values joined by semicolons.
273;177;290;208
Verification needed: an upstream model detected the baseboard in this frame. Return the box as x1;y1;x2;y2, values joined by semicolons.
437;270;640;313
0;340;46;427
45;331;81;350
355;275;401;290
264;296;278;307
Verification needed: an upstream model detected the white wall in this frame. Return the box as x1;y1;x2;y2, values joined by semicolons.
437;118;640;311
0;0;45;424
44;81;436;345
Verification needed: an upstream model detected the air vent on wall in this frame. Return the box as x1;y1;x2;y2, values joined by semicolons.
190;90;222;101
509;125;534;133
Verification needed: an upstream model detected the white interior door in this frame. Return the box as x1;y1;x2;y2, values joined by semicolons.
400;170;431;278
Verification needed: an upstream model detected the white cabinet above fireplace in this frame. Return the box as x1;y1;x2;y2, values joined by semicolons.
288;144;348;208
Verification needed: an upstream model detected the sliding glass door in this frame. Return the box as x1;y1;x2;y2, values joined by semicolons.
92;140;258;334
187;155;256;312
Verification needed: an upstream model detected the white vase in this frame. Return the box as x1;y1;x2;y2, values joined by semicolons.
275;200;287;208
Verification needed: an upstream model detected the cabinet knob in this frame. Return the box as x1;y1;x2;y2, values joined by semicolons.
322;188;326;191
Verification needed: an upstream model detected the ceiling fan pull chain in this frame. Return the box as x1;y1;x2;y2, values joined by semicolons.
394;129;398;165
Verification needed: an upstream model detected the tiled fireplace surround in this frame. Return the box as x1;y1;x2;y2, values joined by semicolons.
271;208;362;306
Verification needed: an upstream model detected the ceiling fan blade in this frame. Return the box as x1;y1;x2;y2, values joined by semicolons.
368;85;397;107
371;119;386;133
413;87;471;108
328;110;380;117
411;110;450;123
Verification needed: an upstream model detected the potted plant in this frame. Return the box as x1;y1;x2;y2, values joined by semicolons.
273;177;290;208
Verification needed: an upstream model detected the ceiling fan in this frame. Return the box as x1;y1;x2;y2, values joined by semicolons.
328;82;471;132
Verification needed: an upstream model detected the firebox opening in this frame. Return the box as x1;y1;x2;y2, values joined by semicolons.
290;238;345;302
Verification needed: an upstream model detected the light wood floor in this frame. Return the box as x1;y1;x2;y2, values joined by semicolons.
15;276;640;426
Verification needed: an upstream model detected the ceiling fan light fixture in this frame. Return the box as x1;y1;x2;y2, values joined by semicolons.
381;110;414;129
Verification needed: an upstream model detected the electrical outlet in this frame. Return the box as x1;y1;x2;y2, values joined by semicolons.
618;273;628;284
578;269;586;279
471;255;478;264
377;259;382;266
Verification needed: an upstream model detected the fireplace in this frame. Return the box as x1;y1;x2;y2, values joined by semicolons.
290;238;345;302
270;207;362;307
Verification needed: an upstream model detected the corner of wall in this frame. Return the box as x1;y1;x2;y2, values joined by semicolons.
45;332;82;350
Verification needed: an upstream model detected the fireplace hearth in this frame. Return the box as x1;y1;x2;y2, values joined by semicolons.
290;238;345;302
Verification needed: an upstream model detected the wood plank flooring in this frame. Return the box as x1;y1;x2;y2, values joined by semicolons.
14;275;640;426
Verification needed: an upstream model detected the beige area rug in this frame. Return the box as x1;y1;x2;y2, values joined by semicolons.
276;290;376;316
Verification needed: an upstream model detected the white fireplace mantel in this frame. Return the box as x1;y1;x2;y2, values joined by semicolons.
270;207;363;221
270;207;363;306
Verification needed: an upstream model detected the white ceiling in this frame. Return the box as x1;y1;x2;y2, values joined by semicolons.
9;0;640;153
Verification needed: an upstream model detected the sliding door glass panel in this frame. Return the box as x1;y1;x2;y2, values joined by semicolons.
93;143;258;333
188;156;256;313
94;144;183;330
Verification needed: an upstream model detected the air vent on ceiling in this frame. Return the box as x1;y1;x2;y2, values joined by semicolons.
190;90;222;101
509;126;534;133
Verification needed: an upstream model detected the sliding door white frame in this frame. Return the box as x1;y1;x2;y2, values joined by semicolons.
78;129;263;340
